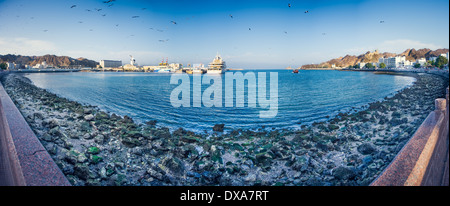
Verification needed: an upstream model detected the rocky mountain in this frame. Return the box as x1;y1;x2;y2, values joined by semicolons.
302;48;449;69
0;54;99;68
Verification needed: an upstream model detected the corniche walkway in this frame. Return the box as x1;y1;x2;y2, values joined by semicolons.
0;71;70;186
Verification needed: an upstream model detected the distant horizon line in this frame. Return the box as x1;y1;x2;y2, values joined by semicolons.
1;46;449;67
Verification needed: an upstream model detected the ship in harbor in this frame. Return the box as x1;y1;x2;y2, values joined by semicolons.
207;53;227;74
185;63;206;74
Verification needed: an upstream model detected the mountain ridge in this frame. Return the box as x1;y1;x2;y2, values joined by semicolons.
302;48;449;69
0;54;99;68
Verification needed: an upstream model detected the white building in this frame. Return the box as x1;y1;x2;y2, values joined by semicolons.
428;56;438;62
359;62;366;68
100;60;122;68
378;56;411;68
6;62;15;70
32;61;48;69
416;58;427;66
440;52;449;62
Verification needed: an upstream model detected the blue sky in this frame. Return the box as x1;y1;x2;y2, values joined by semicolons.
0;0;448;69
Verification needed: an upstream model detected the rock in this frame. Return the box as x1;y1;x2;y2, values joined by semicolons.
146;120;157;126
291;155;310;172
357;143;377;155
47;119;59;129
333;166;356;180
80;121;91;132
244;173;256;182
160;156;185;175
94;134;105;144
33;112;44;120
84;114;94;121
83;133;93;140
328;124;340;131
94;111;110;121
90;155;103;164
77;153;88;163
74;164;90;180
87;147;100;154
213;124;225;132
83;108;93;114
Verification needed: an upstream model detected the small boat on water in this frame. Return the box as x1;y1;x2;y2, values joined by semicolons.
293;69;299;73
185;63;206;74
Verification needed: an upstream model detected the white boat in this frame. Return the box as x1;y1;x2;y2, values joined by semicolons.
155;66;172;73
207;53;227;74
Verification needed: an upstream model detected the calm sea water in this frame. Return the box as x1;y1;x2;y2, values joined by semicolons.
25;70;415;132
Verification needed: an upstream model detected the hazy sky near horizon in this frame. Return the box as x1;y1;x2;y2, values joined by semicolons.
0;0;448;69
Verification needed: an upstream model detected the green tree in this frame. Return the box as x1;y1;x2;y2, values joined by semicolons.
0;63;7;70
353;64;360;69
413;63;421;68
435;56;448;69
365;63;374;69
379;62;386;69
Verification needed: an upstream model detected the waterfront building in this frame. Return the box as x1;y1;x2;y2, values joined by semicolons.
6;62;15;70
32;61;48;70
359;62;366;69
378;56;411;68
100;60;122;68
428;56;438;62
416;58;427;66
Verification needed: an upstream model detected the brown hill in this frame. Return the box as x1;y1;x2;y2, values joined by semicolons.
0;54;98;68
302;48;449;69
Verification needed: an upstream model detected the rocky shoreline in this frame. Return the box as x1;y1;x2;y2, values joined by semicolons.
0;72;448;186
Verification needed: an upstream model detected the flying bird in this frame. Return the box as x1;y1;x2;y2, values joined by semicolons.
43;30;48;32
86;9;92;12
249;28;251;31
70;5;76;8
96;8;102;12
116;24;119;27
288;3;291;8
380;20;385;23
103;0;115;3
229;14;233;18
102;14;107;17
284;31;288;34
132;16;140;18
305;10;309;13
171;21;177;25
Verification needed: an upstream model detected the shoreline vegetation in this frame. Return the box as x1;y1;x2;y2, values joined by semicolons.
0;71;448;186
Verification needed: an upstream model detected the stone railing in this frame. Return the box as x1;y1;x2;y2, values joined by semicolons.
0;77;71;186
371;87;449;186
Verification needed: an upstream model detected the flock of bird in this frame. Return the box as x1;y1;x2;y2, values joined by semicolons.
39;1;385;43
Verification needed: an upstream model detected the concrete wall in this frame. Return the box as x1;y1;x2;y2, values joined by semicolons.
0;72;71;186
371;87;449;186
